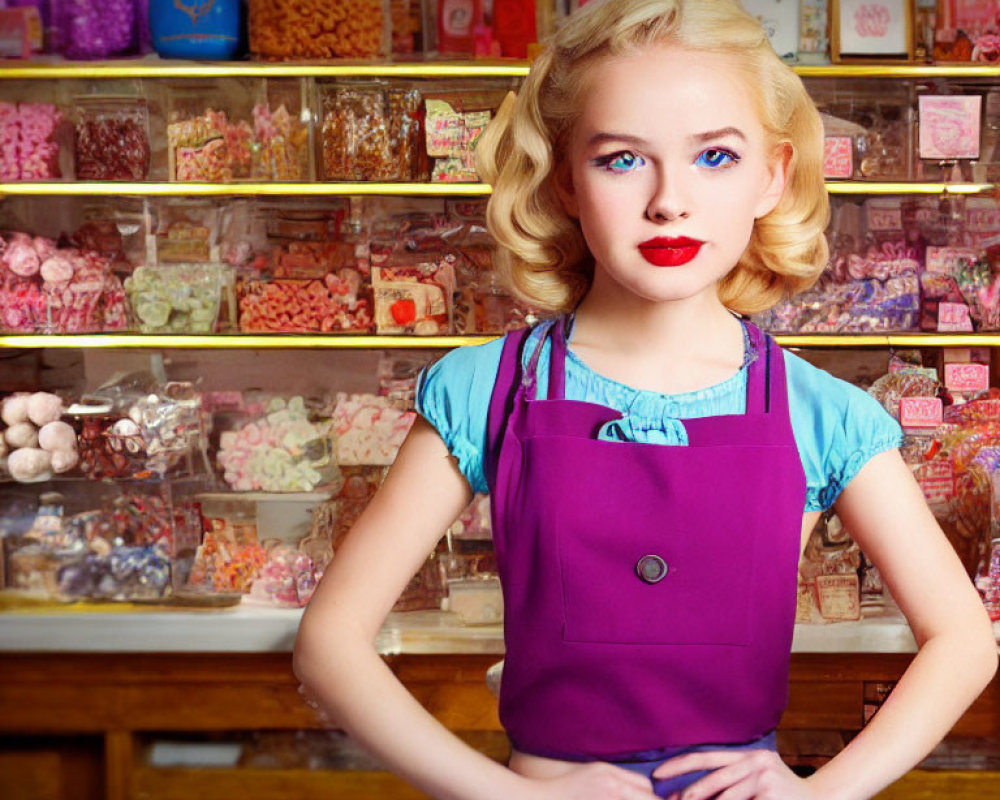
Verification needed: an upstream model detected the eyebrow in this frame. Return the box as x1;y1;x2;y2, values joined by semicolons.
585;126;748;148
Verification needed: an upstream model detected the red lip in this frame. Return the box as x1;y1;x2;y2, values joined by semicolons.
638;236;704;267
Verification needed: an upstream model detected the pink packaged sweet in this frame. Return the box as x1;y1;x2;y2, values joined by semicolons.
0;232;127;333
0;101;62;181
371;258;455;335
332;392;416;466
237;271;374;333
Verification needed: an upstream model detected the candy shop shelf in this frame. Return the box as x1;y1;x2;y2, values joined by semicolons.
0;57;534;80
777;333;1000;348
0;334;494;350
0;57;995;81
0;181;989;199
826;182;995;195
2;601;973;655
6;333;1000;351
0;181;493;198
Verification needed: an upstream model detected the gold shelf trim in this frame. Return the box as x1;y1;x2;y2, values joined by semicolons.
0;59;531;79
826;182;994;195
0;59;997;80
0;182;492;197
3;333;1000;350
794;64;1000;78
0;334;495;350
779;334;1000;347
1;181;991;198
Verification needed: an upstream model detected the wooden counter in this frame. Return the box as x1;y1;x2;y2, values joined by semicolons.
1;611;998;799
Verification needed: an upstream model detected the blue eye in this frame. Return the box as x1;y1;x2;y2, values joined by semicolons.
696;148;739;169
592;151;645;173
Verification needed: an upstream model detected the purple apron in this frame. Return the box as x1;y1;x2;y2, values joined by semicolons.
485;317;806;761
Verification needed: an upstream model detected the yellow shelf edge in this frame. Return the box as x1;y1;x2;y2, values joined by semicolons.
0;59;532;80
0;59;995;80
4;333;1000;350
778;334;1000;347
794;64;1000;78
0;182;493;197
1;181;990;198
826;182;994;195
0;334;496;349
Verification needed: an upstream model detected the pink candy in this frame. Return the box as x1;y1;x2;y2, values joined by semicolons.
1;103;63;181
0;232;123;333
40;254;74;285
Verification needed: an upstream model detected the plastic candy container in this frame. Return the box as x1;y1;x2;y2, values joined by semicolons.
73;97;150;181
237;272;374;333
216;396;337;492
331;392;415;466
149;0;241;60
124;263;230;333
248;542;321;608
251;103;310;182
249;0;388;59
71;381;206;481
167;104;252;182
0;102;62;181
0;232;128;333
56;0;136;59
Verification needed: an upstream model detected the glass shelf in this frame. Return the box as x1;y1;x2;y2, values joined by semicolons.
826;182;995;195
0;334;495;349
4;333;1000;350
0;181;992;197
0;58;996;81
0;181;493;197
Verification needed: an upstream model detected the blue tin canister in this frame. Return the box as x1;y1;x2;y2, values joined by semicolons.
149;0;241;60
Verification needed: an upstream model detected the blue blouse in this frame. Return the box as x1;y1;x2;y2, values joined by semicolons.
416;320;904;512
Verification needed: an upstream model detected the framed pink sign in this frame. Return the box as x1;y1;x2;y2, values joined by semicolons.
832;0;915;62
918;94;982;160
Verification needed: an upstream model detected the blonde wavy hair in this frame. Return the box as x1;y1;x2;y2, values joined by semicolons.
475;0;830;316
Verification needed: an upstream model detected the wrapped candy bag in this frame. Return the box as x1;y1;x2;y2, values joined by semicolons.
331;392;416;466
69;377;207;481
216;395;339;492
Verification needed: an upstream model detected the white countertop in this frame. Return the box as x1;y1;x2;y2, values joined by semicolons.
3;601;987;655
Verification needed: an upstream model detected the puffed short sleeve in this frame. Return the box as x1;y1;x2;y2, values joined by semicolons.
785;351;905;512
414;338;504;495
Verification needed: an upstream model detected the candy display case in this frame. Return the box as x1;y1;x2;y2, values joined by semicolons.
0;58;999;800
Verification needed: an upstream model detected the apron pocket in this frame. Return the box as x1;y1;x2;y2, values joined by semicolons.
558;517;755;647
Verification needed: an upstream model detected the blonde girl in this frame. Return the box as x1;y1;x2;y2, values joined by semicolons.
295;1;997;798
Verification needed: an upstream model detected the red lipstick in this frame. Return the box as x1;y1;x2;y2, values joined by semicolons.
638;236;704;267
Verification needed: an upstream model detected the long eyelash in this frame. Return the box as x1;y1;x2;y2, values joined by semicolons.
703;148;741;165
589;151;643;169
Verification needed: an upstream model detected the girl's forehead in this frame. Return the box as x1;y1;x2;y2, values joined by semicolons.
574;47;764;137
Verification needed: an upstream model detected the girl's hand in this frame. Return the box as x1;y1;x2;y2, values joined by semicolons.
528;761;659;800
652;749;820;800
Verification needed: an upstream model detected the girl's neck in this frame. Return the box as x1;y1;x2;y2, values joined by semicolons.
567;286;746;396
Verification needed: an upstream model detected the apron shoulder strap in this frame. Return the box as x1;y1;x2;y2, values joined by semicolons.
485;326;532;493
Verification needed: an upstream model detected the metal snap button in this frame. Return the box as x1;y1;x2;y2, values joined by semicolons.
635;554;668;584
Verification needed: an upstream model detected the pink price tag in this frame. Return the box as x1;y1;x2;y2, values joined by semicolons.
938;302;974;332
823;136;853;178
944;362;989;393
899;396;943;429
866;202;902;232
926;246;980;275
917;460;954;506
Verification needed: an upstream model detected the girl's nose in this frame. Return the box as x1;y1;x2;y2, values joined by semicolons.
645;169;689;222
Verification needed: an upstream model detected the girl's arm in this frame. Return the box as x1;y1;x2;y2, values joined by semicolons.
804;447;998;800
293;417;658;800
653;448;997;800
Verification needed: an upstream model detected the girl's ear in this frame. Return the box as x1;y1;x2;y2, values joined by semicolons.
552;157;580;219
753;141;792;219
